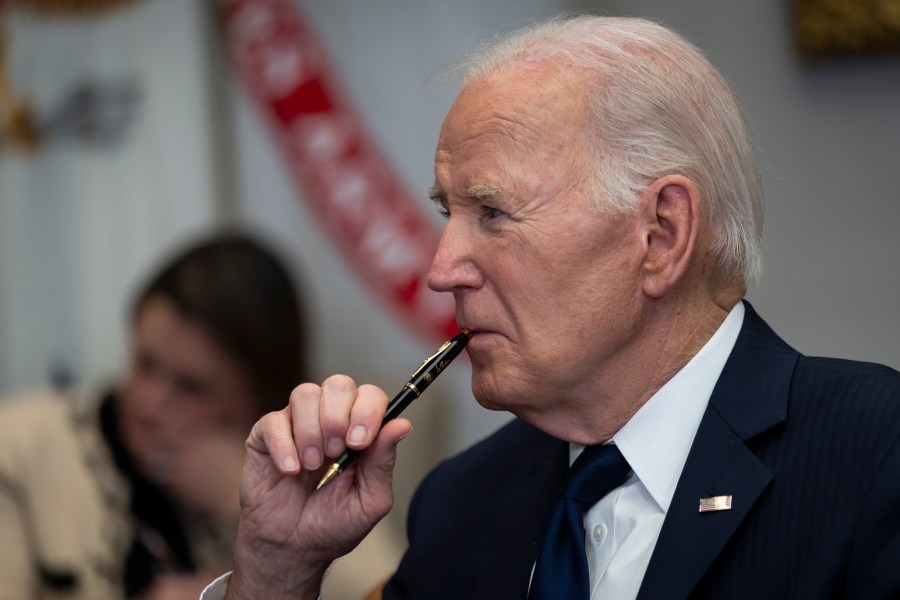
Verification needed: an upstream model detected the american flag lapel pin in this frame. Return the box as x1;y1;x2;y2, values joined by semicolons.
698;495;732;513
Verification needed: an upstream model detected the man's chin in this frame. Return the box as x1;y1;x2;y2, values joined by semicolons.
473;396;508;412
471;381;518;413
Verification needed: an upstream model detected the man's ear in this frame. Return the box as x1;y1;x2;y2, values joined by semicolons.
638;175;701;298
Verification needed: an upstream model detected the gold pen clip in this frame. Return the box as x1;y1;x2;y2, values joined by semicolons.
411;340;452;378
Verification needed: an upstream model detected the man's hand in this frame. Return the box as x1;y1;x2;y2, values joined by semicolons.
226;375;412;599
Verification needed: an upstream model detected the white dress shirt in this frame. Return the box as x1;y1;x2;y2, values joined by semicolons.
202;303;745;600
574;302;744;599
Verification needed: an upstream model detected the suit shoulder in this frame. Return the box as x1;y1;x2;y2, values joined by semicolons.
786;356;900;452
798;355;900;379
794;356;900;406
410;418;559;507
436;418;554;474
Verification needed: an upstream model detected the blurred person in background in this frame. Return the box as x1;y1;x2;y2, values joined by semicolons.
0;232;308;599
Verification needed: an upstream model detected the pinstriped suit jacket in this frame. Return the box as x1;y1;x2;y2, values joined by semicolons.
382;302;900;599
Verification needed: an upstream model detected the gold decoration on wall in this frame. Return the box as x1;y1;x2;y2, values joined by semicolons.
0;6;39;152
794;0;900;55
0;0;138;153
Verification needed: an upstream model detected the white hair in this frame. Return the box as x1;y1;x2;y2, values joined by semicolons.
450;15;765;287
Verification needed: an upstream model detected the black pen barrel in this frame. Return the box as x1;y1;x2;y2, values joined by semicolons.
316;328;471;489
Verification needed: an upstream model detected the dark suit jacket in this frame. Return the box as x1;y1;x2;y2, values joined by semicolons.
382;303;900;599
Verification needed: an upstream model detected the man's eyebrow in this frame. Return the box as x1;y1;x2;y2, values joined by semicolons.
427;183;514;206
466;184;510;200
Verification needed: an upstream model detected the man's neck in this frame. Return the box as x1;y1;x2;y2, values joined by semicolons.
548;292;742;445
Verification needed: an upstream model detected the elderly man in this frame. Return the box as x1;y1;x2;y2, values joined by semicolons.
210;15;900;600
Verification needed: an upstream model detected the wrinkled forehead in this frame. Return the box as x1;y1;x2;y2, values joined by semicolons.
431;66;594;212
438;64;591;161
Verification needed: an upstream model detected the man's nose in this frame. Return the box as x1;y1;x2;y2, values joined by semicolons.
426;221;481;292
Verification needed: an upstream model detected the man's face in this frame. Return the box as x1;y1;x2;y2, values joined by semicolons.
427;66;645;432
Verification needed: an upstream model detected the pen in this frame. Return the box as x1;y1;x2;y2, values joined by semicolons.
316;328;472;490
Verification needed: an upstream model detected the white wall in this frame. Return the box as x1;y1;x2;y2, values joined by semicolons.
0;0;220;394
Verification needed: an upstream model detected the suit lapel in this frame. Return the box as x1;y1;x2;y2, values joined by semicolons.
636;405;774;599
638;302;797;599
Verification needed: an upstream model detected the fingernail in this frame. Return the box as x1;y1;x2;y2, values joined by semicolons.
282;456;298;472
348;425;367;446
326;437;344;457
302;447;322;469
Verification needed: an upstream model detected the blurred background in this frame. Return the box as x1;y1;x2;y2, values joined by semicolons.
1;0;898;596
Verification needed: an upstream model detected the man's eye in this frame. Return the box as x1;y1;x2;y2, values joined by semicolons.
436;205;450;218
483;206;503;220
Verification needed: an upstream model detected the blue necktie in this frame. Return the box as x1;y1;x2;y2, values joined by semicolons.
528;444;631;600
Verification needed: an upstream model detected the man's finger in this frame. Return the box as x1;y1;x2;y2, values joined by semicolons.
289;383;326;470
319;374;357;458
247;410;301;475
356;418;413;494
346;383;391;450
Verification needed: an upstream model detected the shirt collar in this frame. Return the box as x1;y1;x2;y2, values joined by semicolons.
570;301;745;512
